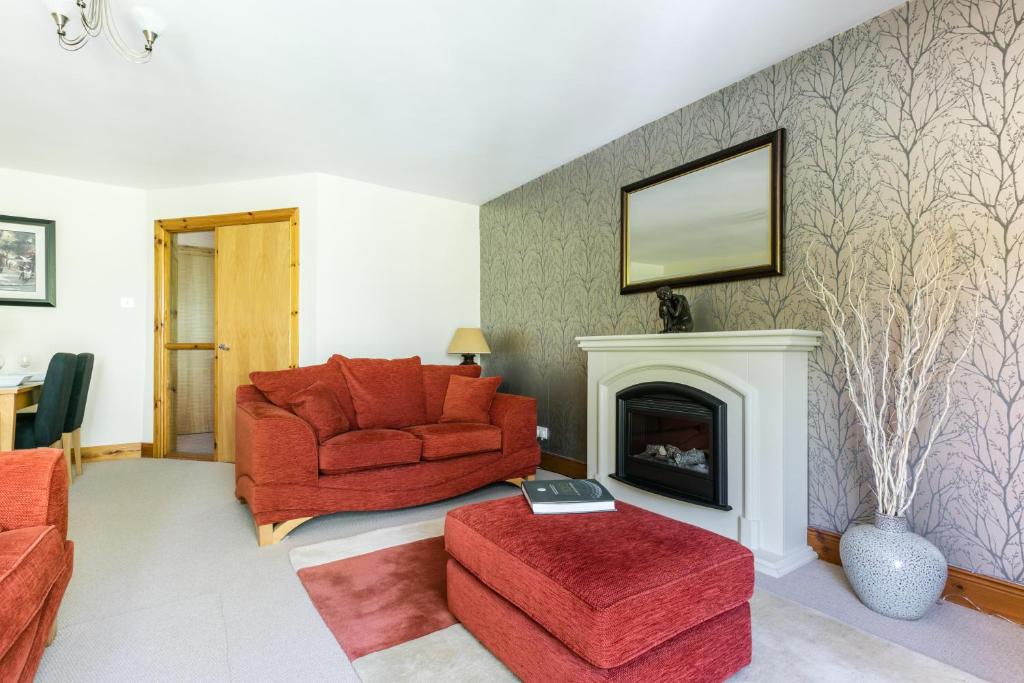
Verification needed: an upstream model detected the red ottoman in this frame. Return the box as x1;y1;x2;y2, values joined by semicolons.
445;496;754;682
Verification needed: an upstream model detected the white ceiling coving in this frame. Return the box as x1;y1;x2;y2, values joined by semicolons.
0;1;900;204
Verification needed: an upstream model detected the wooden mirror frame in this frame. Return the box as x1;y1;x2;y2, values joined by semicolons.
620;128;784;294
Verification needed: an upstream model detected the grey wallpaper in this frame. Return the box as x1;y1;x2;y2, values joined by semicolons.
480;0;1024;584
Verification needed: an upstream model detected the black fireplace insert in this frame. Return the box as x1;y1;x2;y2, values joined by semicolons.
611;381;729;510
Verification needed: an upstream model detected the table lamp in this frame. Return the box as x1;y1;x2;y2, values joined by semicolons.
448;327;491;365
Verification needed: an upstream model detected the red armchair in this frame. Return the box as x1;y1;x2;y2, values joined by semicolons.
0;448;74;682
234;361;541;546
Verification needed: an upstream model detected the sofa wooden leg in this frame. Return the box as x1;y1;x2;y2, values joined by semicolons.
505;474;536;488
256;517;313;547
46;621;57;646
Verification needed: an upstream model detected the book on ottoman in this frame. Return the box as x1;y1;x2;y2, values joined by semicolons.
444;496;754;681
522;479;615;514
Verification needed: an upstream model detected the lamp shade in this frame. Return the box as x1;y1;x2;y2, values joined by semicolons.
448;327;491;355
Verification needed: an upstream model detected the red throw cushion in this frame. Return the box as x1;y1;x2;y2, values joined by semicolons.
439;375;501;424
250;363;358;427
445;497;754;669
422;364;482;423
319;429;422;474
336;356;427;429
403;423;502;460
286;381;349;443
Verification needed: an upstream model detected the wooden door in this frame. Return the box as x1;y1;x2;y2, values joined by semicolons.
214;220;297;462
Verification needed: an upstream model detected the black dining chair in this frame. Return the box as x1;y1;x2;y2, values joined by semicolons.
61;353;94;477
15;353;77;480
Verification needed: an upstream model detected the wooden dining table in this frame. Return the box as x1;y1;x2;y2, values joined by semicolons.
0;383;43;451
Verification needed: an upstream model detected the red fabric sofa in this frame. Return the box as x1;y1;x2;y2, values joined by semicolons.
0;448;75;683
235;357;540;546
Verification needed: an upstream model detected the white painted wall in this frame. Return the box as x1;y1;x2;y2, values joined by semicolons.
1;169;480;448
0;168;148;446
314;173;480;362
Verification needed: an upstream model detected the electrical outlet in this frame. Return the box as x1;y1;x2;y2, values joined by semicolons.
536;426;550;440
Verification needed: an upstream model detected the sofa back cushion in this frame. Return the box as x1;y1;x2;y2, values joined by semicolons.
422;364;482;423
440;375;502;424
335;356;428;429
249;362;358;428
286;381;350;443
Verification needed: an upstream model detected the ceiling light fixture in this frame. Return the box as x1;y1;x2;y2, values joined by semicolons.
45;0;164;63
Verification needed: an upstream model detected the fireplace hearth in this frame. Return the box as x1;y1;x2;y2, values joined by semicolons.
611;381;729;510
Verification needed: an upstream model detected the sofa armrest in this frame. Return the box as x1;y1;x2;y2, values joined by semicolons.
235;401;319;486
237;383;268;404
489;393;538;456
0;448;68;539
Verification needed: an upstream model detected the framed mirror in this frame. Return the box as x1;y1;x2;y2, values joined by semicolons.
620;129;784;293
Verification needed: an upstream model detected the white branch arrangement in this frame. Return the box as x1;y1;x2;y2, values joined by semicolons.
805;231;979;518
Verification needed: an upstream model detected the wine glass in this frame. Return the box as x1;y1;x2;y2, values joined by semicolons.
0;354;5;372
18;354;31;370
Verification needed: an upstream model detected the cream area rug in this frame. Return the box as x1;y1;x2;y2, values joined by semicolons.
290;519;982;683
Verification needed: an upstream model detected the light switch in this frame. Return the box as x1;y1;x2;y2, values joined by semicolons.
120;297;135;309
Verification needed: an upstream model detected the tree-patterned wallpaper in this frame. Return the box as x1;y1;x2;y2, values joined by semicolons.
480;0;1024;584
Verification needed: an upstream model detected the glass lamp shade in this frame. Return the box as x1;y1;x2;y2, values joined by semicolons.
131;5;167;34
40;0;72;13
447;327;491;355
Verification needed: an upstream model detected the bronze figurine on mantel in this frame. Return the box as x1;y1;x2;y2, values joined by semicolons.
656;286;693;333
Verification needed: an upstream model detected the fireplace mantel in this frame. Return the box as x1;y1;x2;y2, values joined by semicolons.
577;329;822;577
577;329;822;353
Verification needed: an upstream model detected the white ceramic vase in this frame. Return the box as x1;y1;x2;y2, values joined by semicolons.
839;513;947;620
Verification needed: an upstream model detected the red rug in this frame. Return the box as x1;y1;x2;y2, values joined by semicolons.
289;519;976;683
297;535;455;659
290;519;518;681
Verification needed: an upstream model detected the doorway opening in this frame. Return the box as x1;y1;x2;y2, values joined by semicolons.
153;209;299;462
167;231;215;459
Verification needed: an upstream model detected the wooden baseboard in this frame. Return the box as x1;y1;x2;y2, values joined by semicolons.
807;527;842;565
141;442;154;457
540;451;586;478
807;526;1024;625
81;442;143;463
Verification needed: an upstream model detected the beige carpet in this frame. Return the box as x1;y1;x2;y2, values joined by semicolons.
292;521;982;683
35;459;1014;682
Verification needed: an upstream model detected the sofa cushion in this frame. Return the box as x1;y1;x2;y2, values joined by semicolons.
0;526;65;656
287;381;349;443
250;363;358;427
319;429;422;474
444;497;755;669
403;423;502;461
422;365;482;423
336;356;427;429
440;375;502;424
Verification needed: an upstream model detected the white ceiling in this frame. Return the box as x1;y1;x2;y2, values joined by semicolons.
0;1;899;205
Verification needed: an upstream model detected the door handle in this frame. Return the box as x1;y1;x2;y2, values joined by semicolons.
218;343;231;351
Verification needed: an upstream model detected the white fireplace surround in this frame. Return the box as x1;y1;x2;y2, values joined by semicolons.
577;330;822;577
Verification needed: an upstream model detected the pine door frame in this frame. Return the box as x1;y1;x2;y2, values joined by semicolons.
153;208;300;460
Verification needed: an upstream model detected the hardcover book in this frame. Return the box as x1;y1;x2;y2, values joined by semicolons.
522;479;616;514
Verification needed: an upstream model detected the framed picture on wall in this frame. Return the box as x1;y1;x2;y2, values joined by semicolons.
0;215;56;307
